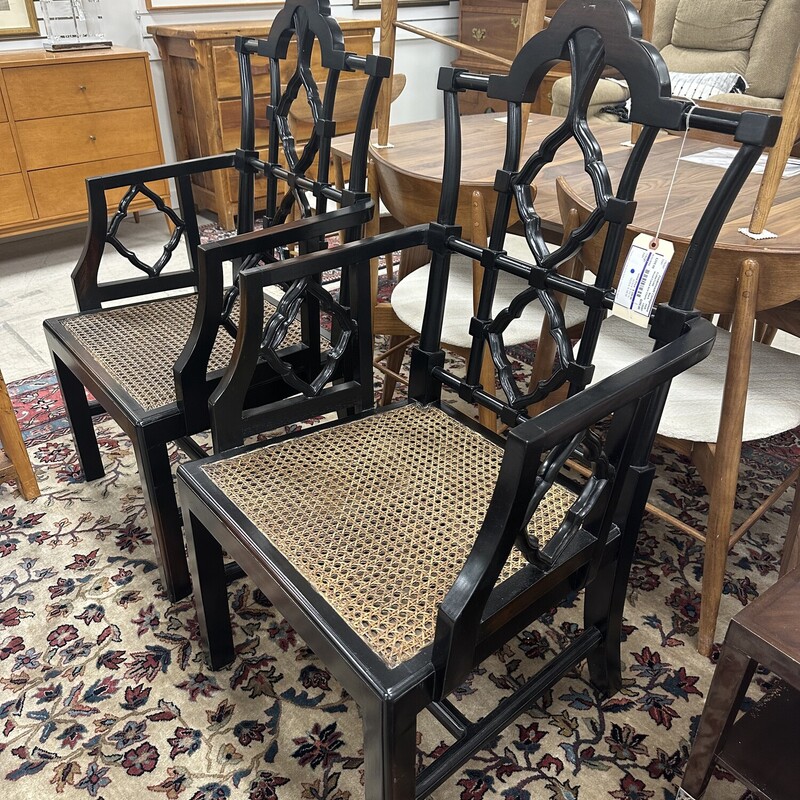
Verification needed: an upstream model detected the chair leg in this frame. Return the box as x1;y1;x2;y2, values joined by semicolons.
381;334;408;405
0;373;40;501
478;343;498;432
698;259;759;657
131;429;191;603
584;557;624;696
185;508;235;669
780;473;800;577
585;465;654;696
362;697;417;800
53;354;104;481
680;641;756;799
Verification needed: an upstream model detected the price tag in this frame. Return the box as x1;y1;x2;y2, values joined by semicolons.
612;233;674;326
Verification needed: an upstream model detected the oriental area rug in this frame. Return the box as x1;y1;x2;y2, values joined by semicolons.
0;360;796;800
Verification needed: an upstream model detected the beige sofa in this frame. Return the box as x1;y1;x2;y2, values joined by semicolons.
550;0;800;120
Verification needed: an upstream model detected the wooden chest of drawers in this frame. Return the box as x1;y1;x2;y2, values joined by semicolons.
0;48;167;238
453;0;568;116
148;20;379;230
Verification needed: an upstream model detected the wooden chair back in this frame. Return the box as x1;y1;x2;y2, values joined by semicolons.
70;0;387;315
235;0;388;235
174;0;390;433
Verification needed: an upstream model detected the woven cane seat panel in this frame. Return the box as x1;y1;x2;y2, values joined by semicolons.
62;294;304;412
202;404;577;667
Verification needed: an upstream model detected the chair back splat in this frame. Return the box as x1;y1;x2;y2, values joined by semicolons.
176;1;780;797
176;0;389;437
235;0;386;236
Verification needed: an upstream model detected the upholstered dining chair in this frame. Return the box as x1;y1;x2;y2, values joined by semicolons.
557;177;800;656
176;1;780;796
42;0;388;602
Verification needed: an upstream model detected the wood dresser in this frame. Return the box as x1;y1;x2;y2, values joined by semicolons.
0;47;167;238
148;20;379;230
453;0;568;116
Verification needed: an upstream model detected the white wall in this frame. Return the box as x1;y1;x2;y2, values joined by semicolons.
6;1;460;162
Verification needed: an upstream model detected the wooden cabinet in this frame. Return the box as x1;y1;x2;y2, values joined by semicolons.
0;48;167;238
148;20;380;230
453;1;568;116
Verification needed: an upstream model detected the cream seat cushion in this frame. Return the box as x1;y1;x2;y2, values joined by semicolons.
588;316;800;442
391;236;588;349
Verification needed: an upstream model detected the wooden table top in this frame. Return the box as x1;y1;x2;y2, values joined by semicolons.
333;113;800;255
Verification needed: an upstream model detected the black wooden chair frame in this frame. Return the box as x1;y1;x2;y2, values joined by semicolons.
176;0;780;796
43;0;389;603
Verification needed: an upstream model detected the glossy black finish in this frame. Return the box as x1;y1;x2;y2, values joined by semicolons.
178;0;780;796
42;0;388;602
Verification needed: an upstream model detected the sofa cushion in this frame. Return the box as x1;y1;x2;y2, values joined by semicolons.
659;44;750;78
651;0;680;51
672;0;768;51
705;92;783;109
550;76;629;110
745;0;800;98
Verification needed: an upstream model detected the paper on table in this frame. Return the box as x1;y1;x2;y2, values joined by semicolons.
681;146;800;178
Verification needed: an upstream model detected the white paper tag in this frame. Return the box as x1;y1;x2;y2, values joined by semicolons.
612;233;674;326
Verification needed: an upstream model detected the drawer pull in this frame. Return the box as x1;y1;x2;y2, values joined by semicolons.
472;27;487;42
89;135;97;142
79;85;87;92
511;17;520;28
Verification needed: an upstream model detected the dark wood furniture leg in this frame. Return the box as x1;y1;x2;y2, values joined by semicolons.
132;428;190;602
362;698;418;800
681;644;757;799
53;354;105;481
185;509;235;668
681;567;800;799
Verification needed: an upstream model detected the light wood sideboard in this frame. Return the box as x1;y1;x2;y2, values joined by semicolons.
0;47;167;239
148;20;379;230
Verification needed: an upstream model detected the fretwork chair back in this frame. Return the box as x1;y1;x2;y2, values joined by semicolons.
176;1;780;797
42;0;388;603
557;177;800;655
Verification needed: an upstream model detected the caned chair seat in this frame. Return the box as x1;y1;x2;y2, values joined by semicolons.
60;294;305;413
199;403;576;667
589;316;800;442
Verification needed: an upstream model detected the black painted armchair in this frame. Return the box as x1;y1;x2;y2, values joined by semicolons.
42;0;389;602
175;1;781;797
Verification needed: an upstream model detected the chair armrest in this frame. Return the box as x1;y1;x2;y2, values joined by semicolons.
197;199;377;266
198;224;431;448
433;315;716;696
510;314;716;452
230;223;429;288
84;153;238;192
173;201;399;432
74;153;239;312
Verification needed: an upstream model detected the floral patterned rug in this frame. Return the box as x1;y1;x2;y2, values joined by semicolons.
0;365;796;800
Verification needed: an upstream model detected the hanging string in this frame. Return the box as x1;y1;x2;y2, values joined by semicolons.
651;103;697;249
